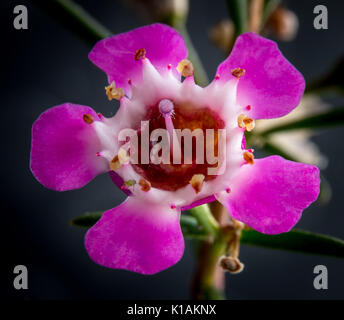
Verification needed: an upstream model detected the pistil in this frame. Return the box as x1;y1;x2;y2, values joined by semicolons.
158;99;180;156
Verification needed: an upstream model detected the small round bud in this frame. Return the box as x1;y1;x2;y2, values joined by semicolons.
220;256;244;274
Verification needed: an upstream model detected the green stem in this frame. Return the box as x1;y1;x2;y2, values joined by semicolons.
56;0;112;39
226;0;248;37
189;204;219;237
190;203;231;300
201;236;228;289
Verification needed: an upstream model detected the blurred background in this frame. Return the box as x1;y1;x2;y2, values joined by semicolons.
2;0;344;299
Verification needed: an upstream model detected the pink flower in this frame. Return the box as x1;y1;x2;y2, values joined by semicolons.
30;24;320;274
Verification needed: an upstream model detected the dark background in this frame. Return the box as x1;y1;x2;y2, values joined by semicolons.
2;0;344;300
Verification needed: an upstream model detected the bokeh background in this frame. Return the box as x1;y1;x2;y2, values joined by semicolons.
2;0;344;300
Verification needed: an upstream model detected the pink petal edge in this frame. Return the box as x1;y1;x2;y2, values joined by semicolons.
85;197;184;275
30;103;107;191
218;156;320;234
216;32;305;119
89;23;188;93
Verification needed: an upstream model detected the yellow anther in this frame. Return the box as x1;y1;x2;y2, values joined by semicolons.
231;67;245;79
109;155;121;171
118;148;130;164
83;113;94;124
105;81;125;101
237;114;255;132
189;174;205;194
109;149;129;171
177;59;194;77
243;151;254;165
139;178;151;192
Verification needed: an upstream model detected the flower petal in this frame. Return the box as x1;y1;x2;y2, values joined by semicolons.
30;103;107;191
85;197;184;274
108;171;132;196
181;195;216;211
89;23;188;93
216;33;305;119
218;156;320;234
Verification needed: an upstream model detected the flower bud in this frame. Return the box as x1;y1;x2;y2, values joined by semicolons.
220;256;244;274
125;0;189;25
266;7;299;41
209;19;234;52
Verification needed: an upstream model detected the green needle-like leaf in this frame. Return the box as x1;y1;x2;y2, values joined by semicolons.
241;228;344;258
31;0;112;45
71;214;344;258
259;108;344;136
70;211;102;228
70;211;208;240
226;0;248;36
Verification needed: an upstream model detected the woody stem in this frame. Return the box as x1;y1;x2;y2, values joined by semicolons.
190;202;233;300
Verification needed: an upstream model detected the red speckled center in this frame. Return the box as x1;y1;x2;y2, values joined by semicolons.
132;101;225;191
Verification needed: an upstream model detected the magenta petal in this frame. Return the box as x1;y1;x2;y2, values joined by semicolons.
216;33;305;119
30;103;106;191
108;171;132;196
85;198;184;274
89;23;188;93
181;195;216;211
220;156;320;234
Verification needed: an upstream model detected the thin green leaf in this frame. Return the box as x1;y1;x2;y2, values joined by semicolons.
259;108;344;136
241;228;344;258
70;211;208;239
70;211;102;228
226;0;248;36
31;0;112;45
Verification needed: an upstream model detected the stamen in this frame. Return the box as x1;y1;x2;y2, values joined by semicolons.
226;187;231;194
109;149;130;171
215;74;220;80
118;148;130;164
177;59;194;77
243;151;254;165
83;114;94;124
139;178;151;192
109;155;121;171
134;48;146;61
245;105;252;111
189;174;205;194
170;204;177;209
237;114;255;131
105;81;125;101
231;68;246;79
